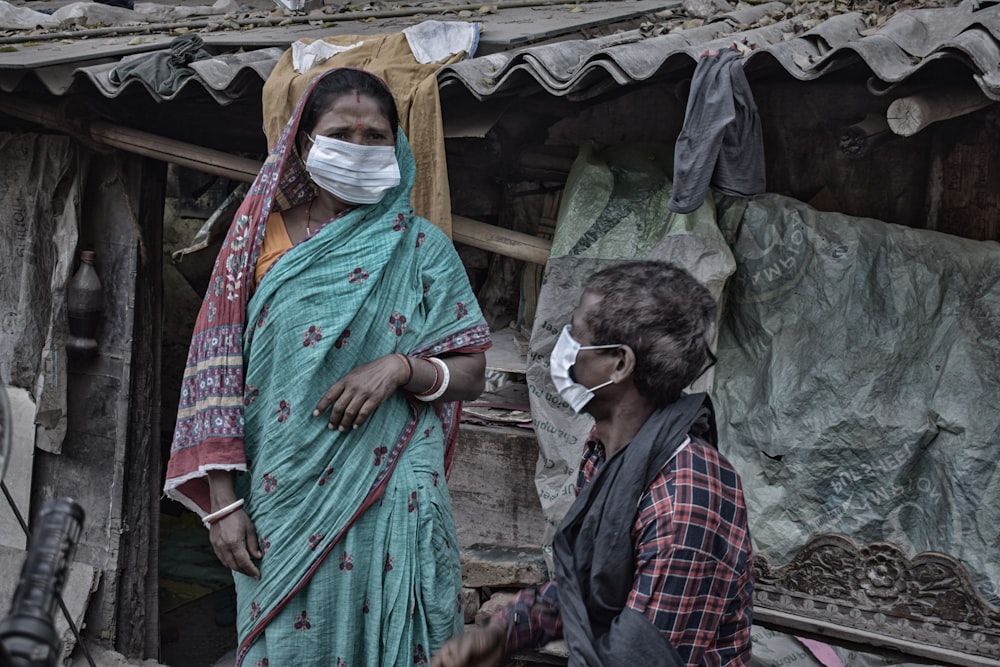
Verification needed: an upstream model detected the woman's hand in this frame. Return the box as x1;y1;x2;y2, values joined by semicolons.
206;469;260;579
209;509;262;579
430;623;506;667
314;354;408;431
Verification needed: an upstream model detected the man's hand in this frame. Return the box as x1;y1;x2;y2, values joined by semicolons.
209;509;262;579
431;622;506;667
313;354;407;431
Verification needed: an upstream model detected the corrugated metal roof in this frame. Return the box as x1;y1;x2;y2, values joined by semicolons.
0;46;285;103
0;0;675;104
2;1;997;107
437;0;1000;101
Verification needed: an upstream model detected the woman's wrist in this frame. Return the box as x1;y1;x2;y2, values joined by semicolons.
394;353;413;388
202;499;244;529
397;355;441;395
415;357;449;402
206;469;237;511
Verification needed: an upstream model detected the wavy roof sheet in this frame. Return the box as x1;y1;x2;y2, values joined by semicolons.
0;46;286;103
1;1;997;106
438;0;1000;101
0;0;676;104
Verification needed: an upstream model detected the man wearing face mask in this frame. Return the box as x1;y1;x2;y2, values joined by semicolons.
165;68;492;666
432;261;753;667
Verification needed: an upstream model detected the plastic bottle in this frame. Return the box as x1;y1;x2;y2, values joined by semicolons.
66;250;102;356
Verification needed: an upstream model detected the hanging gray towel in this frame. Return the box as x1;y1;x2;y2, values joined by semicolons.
110;34;212;96
668;48;766;213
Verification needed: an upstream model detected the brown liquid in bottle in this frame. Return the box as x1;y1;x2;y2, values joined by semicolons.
66;250;102;356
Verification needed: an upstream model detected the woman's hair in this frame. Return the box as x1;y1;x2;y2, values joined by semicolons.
582;260;717;406
301;69;399;138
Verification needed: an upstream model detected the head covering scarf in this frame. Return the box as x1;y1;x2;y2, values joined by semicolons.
164;68;490;666
165;68;489;512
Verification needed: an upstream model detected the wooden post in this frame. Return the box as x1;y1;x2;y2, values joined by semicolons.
886;87;995;137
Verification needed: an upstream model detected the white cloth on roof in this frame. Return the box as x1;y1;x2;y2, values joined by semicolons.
403;20;480;64
291;39;365;74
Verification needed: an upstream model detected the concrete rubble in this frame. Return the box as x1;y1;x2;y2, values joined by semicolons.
1;0;479;35
68;643;167;667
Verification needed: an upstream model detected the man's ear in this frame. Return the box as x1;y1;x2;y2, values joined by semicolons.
610;345;636;383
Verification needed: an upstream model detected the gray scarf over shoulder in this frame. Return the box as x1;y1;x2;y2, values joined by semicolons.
553;393;717;667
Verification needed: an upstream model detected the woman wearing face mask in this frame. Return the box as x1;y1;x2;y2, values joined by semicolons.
164;68;491;667
432;261;753;667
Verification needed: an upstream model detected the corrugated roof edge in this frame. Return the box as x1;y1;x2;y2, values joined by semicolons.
437;1;1000;101
0;46;286;104
1;2;999;105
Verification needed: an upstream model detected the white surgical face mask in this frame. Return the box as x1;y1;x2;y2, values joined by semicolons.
304;134;401;205
549;325;622;414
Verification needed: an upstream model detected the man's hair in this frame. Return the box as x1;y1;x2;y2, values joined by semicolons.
583;261;717;406
302;68;399;139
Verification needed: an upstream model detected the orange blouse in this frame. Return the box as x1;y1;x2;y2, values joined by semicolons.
254;211;294;290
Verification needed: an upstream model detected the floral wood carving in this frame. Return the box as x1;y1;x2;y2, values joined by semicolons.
753;533;1000;666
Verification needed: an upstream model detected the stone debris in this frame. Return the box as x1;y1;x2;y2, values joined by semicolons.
475;590;516;625
0;0;477;36
461;586;481;623
0;0;970;41
642;0;965;38
68;641;167;667
460;544;549;589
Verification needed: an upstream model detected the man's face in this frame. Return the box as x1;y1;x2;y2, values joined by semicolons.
568;291;617;389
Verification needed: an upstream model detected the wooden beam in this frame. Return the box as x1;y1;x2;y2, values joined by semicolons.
91;123;262;183
754;607;1000;667
0;95;552;266
452;215;552;266
886;87;995;137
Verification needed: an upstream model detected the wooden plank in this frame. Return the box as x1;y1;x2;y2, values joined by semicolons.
113;155;165;659
0;386;35;550
449;424;546;548
926;120;1000;241
473;0;677;52
754;607;1000;667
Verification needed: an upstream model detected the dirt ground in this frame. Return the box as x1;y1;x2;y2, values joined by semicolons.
69;642;167;667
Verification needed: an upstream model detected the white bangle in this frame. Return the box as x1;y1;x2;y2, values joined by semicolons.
202;498;244;529
416;357;450;402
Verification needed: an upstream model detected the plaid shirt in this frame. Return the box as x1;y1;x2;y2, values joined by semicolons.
500;433;753;666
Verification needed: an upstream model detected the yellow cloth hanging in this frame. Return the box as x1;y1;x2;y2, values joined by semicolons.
261;31;465;237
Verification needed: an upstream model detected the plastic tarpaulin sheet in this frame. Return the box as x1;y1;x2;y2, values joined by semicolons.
714;193;1000;604
748;625;931;667
0;133;84;455
527;145;1000;663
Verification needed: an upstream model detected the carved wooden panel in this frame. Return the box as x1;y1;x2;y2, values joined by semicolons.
753;533;1000;666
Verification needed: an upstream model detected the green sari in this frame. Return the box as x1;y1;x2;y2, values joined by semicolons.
233;113;488;667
